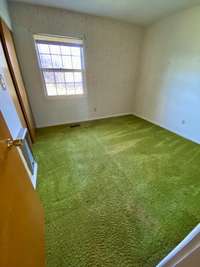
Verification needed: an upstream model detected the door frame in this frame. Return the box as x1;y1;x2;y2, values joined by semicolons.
0;18;36;142
157;224;200;267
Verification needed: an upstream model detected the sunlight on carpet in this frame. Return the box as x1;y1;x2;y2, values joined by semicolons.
34;115;200;267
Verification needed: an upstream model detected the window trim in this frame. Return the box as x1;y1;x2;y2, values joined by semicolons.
33;35;87;99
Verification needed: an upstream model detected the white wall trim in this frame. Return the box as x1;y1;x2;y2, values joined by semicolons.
132;112;200;145
36;112;132;128
157;224;200;267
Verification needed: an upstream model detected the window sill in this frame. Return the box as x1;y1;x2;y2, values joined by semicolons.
44;94;87;100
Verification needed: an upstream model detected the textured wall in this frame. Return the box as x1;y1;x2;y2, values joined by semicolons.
0;0;12;29
134;6;200;144
9;2;143;127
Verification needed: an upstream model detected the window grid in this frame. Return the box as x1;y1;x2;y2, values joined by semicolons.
36;41;84;96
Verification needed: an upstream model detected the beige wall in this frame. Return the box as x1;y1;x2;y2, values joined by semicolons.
9;2;143;127
0;0;12;29
134;6;200;144
9;3;200;141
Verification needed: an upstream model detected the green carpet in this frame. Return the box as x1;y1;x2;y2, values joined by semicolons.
34;115;200;267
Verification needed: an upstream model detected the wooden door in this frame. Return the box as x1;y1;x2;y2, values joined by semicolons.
0;19;36;142
0;111;45;267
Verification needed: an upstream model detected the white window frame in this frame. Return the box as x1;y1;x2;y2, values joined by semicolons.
34;34;87;98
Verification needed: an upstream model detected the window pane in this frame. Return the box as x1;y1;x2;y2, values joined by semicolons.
43;71;55;83
46;84;57;96
37;44;49;54
71;47;80;56
62;56;72;69
66;83;75;95
74;72;82;82
76;87;83;94
75;82;83;94
57;83;66;95
40;54;52;68
65;72;74;83
35;36;85;97
55;72;65;83
51;55;62;68
72;56;81;69
49;45;60;54
61;46;71;55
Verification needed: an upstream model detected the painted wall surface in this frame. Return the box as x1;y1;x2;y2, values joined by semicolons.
0;0;12;29
134;6;200;144
9;2;143;127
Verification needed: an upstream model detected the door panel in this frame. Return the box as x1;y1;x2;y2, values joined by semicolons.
0;19;36;142
0;111;45;267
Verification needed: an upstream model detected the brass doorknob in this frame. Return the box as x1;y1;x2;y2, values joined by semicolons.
7;138;23;148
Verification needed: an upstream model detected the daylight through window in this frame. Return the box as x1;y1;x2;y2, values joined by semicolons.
34;35;85;96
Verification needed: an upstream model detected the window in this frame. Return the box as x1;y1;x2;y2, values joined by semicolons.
34;35;85;97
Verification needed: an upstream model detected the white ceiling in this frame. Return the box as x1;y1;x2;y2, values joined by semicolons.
9;0;200;25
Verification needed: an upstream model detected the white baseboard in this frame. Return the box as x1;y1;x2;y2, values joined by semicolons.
36;112;132;128
37;111;199;144
86;112;132;122
132;112;200;145
157;224;200;267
